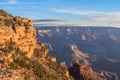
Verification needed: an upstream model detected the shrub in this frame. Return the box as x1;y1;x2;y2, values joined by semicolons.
5;38;16;53
4;19;12;26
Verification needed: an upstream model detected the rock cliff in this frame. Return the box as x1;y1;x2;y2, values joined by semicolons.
0;10;73;80
0;10;36;58
69;63;105;80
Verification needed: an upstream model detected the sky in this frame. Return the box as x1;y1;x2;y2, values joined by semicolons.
0;0;120;27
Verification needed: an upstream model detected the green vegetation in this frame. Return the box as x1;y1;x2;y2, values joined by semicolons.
0;10;31;28
0;9;73;80
33;48;45;57
7;42;72;80
0;39;16;57
45;56;69;80
0;40;73;80
0;18;2;21
9;53;59;80
4;19;12;26
0;10;13;17
3;38;16;54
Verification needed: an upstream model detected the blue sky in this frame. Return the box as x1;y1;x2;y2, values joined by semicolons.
0;0;120;27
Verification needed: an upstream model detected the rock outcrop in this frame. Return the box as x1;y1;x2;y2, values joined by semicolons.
69;63;105;80
0;10;36;58
0;10;73;80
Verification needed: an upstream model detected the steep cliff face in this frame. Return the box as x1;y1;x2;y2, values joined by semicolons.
69;63;105;80
0;10;73;80
0;10;37;58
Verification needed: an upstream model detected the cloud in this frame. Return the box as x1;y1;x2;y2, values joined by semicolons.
8;0;17;4
52;8;120;27
52;8;120;17
52;8;105;15
32;19;67;22
0;0;18;4
0;0;36;4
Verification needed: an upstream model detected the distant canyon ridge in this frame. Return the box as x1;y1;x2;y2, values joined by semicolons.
36;26;120;80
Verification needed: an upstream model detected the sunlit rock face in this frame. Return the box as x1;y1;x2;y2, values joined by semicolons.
69;63;105;80
0;10;37;58
70;44;89;65
0;10;74;80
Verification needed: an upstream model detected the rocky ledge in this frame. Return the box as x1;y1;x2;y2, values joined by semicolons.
0;10;73;80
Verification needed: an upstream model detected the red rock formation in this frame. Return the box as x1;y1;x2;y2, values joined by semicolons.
69;63;105;80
